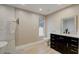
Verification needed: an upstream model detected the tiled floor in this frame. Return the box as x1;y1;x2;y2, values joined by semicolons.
17;41;60;54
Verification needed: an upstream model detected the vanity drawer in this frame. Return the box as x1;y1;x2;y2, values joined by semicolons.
70;38;78;46
51;38;55;41
71;44;78;48
70;42;78;46
71;39;78;43
51;41;55;44
70;49;78;54
51;35;55;38
59;36;65;39
70;37;78;42
69;43;78;54
71;45;78;51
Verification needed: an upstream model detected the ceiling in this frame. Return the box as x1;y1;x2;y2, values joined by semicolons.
7;4;71;16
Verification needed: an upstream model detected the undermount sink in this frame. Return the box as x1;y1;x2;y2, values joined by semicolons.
0;41;8;53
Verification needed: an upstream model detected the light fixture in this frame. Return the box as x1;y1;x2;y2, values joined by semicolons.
39;8;43;11
21;4;25;5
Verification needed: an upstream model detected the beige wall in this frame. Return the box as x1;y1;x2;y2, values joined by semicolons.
46;5;79;37
15;9;39;46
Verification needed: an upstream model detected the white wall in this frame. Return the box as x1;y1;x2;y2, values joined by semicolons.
46;5;79;37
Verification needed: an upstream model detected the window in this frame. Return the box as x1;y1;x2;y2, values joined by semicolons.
39;16;45;37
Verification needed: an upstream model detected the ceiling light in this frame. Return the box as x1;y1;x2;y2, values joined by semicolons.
21;4;25;5
39;8;42;11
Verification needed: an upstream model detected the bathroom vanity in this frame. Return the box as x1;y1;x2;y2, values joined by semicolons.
50;16;79;54
50;34;79;54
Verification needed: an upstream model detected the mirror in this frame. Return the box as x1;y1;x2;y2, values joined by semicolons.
61;16;77;34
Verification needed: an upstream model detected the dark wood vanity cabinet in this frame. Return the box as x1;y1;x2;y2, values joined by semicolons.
50;34;79;54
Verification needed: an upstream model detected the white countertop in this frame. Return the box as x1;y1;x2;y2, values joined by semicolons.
52;33;79;38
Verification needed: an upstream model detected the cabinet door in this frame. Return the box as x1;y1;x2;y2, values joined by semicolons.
55;36;68;54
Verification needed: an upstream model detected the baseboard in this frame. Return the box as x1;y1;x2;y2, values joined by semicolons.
16;39;48;50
